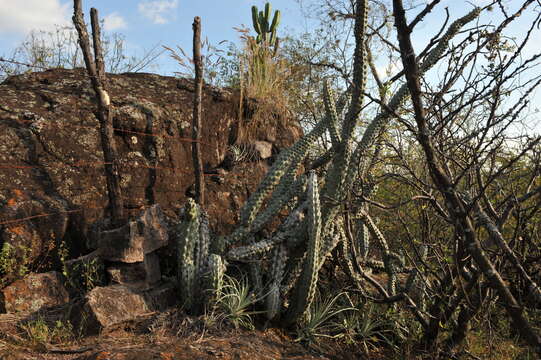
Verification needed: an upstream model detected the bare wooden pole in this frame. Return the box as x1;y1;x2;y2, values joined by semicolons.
90;9;106;78
73;0;124;225
192;16;205;206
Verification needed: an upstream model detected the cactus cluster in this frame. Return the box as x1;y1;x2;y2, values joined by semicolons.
173;3;481;326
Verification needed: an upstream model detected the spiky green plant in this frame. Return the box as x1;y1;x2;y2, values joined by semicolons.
294;291;356;344
216;275;262;330
337;304;397;354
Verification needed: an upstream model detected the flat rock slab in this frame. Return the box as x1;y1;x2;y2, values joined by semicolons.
82;282;176;330
107;252;161;288
107;262;147;285
98;204;169;263
2;271;69;313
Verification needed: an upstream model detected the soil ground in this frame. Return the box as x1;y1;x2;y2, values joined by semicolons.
0;308;383;360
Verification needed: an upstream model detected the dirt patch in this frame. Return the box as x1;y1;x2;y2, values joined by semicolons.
0;309;368;360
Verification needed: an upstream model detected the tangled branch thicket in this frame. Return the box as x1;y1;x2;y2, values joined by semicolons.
4;0;540;358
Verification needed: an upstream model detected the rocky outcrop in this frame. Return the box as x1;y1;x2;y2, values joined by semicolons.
0;68;302;289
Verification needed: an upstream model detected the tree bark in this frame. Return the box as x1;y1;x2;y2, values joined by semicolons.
192;16;205;207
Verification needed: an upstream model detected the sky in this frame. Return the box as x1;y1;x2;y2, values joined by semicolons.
0;0;313;75
0;1;539;75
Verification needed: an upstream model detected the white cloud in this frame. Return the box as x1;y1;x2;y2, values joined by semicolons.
138;0;178;25
103;12;127;31
0;0;70;35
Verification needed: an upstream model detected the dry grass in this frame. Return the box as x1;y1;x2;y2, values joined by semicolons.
465;331;533;360
236;32;292;143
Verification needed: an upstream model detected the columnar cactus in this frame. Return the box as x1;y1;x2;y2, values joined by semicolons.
284;171;322;324
202;253;226;305
235;118;327;236
266;243;288;320
226;234;285;261
345;7;481;186
385;252;401;296
320;0;369;218
196;210;210;277
176;199;226;312
354;176;378;260
251;2;281;46
176;199;200;309
323;80;342;147
357;220;370;260
337;228;364;287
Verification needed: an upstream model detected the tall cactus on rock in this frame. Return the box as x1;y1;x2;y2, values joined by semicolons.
251;2;281;47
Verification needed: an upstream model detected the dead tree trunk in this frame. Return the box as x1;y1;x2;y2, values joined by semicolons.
73;0;124;226
192;16;205;207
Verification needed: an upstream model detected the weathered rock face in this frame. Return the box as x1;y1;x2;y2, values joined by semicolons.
2;271;69;313
0;68;302;287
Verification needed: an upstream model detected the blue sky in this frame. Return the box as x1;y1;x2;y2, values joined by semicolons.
0;0;313;75
0;1;539;76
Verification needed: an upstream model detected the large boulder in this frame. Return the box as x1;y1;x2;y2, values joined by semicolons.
2;271;69;313
0;69;302;287
78;282;176;331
